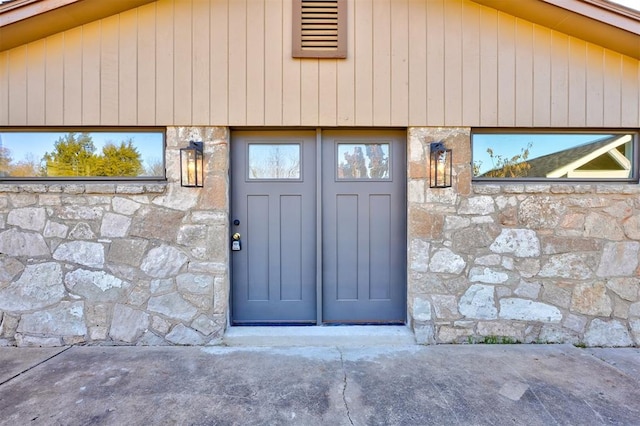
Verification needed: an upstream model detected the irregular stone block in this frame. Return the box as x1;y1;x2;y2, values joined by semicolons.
584;213;625;241
413;322;435;345
130;206;184;242
541;282;572;310
477;321;525;339
607;277;640;302
409;239;430;273
563;313;587;333
629;302;640;318
100;213;131;238
459;284;497;319
570;281;612;316
191;314;223;337
7;207;46;231
177;225;208;247
538;253;593;279
596;242;640;278
514;280;541;299
429;248;466;274
213;276;227;314
176;273;214;295
0;228;49;257
166;324;204;345
53;241;105;268
148;293;198;322
152;186;199;212
630;319;640;346
52;205;103;220
475;254;501;266
0;255;24;283
469;267;509;284
436;326;472;343
65;269;130;302
109;304;149;343
140;245;188;278
584;319;633;347
412;297;432;321
622;215;640;240
538;325;579;344
112;197;141;215
43;221;68;239
17;301;87;337
137;331;169;346
444;216;470;231
68;222;96;240
514;258;540;278
150;278;174;295
518;197;565;229
15;334;62;347
0;263;64;312
106;239;148;268
152;315;171;334
431;295;460;319
410;210;443;239
453;225;499;252
499;298;562;323
458;196;494;215
490;229;540;258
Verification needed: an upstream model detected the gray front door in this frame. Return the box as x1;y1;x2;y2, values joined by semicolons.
231;130;406;324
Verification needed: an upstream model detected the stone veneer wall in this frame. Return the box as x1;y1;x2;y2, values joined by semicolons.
407;127;640;347
0;127;229;347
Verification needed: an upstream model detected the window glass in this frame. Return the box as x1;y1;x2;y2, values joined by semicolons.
472;132;636;180
248;143;300;179
0;130;164;178
337;143;390;180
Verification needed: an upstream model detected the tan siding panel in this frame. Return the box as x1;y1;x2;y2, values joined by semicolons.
101;15;119;125
137;2;156;125
550;31;569;127
426;0;444;126
63;27;83;125
603;50;621;127
27;40;46;125
319;60;337;126
462;0;481;126
0;52;8;125
532;26;551;127
497;12;515;126
246;0;265;125
514;19;533;127
407;0;426;125
228;0;247;125
479;6;498;126
621;56;639;127
8;47;27;125
390;0;408;127
336;0;355;125
210;0;228;125
45;34;64;125
155;0;174;125
82;21;101;125
174;0;192;125
300;60;319;126
264;0;283;125
119;9;138;125
568;38;587;127
586;44;604;127
354;0;373;125
444;0;463;126
282;0;301;125
192;0;210;125
372;0;391;126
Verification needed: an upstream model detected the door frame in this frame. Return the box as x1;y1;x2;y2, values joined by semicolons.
229;128;408;325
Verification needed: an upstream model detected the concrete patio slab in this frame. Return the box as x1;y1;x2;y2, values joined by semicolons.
0;347;67;385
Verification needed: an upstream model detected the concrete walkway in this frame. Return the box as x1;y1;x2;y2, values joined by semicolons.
0;344;639;425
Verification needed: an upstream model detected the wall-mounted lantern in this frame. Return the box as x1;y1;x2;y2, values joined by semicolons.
429;142;452;188
180;141;204;187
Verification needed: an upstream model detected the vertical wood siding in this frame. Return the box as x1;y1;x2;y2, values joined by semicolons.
0;0;638;127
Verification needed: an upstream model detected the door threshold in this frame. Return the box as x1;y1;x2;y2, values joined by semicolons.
223;325;416;347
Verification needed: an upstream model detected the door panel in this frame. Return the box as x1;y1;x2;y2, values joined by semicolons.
322;130;406;323
231;131;317;324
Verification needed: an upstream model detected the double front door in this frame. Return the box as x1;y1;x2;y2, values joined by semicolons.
231;130;406;324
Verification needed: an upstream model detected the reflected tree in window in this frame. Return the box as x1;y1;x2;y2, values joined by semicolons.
249;144;300;179
338;143;389;179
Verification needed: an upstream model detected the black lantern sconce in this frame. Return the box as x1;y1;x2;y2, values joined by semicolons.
180;141;204;187
429;142;452;188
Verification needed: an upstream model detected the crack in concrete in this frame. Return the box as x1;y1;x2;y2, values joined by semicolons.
337;347;354;426
0;346;71;387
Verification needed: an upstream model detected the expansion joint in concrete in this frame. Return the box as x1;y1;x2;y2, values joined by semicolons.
337;347;354;426
0;346;71;387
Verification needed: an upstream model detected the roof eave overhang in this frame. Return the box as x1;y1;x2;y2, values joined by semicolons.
0;0;156;52
470;0;640;59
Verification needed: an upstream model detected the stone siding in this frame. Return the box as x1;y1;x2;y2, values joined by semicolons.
0;127;229;347
408;127;640;347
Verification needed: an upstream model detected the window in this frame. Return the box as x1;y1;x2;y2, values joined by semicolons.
0;129;165;180
292;0;347;59
248;143;301;180
472;130;638;181
337;143;390;180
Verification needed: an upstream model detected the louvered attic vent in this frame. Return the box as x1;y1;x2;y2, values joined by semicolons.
293;0;346;58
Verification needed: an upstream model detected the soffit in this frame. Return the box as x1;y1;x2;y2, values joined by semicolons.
470;0;640;59
0;0;155;52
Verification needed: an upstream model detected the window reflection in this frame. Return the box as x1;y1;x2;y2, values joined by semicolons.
248;144;300;179
337;143;390;180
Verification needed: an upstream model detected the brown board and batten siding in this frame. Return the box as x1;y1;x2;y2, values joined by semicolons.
0;0;638;128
